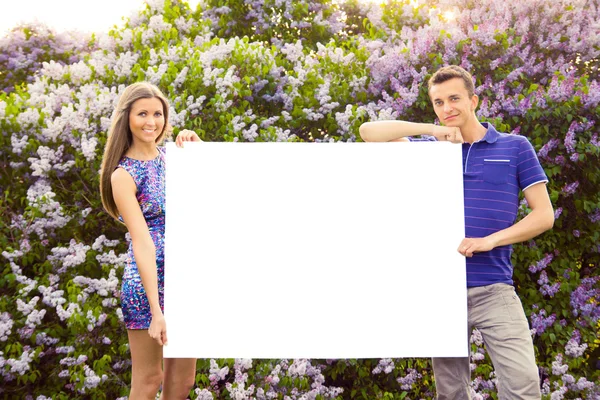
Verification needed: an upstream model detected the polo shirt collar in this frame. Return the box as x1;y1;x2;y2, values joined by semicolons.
479;122;499;144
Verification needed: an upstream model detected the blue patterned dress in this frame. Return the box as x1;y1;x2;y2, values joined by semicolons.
117;147;165;329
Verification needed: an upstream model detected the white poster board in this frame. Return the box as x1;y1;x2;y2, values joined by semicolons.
164;141;467;359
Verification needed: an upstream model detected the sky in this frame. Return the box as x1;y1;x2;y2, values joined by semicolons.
1;0;201;36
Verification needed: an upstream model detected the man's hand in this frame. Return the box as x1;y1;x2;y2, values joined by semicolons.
457;237;497;257
432;126;464;143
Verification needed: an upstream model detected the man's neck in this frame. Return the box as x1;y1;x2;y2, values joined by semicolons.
460;119;488;144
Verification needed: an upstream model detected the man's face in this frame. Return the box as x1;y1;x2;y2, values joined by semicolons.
429;78;478;128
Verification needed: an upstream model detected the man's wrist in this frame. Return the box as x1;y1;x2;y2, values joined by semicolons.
486;233;501;249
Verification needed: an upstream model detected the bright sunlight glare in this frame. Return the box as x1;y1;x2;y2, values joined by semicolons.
442;10;457;22
1;0;202;36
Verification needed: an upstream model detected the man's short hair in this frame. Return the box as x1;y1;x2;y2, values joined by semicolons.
428;65;475;97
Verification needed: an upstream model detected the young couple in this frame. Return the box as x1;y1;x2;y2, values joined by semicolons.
100;65;553;400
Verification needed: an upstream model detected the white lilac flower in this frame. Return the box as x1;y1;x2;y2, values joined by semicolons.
303;108;324;121
168;107;188;128
96;250;127;266
0;100;6;118
41;60;65;80
172;66;189;89
102;298;118;307
209;359;229;382
281;40;304;63
287;359;308;377
114;51;139;78
234;359;253;371
48;240;91;272
0;313;13;341
11;134;29;155
242;124;259;141
200;39;236;67
25;309;46;328
69;61;92;85
195;389;214;400
115;308;124;322
146;63;168;85
372;358;394;374
470;328;484;346
146;0;165;13
117;29;133;48
88;50;117;77
16;108;40;127
92;235;120;251
38;285;66;307
16;296;39;316
7;348;34;375
35;333;59;346
80;134;99;162
148;15;172;33
56;303;81;321
274;127;293;142
56;346;75;354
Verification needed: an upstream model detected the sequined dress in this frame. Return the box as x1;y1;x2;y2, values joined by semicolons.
117;147;165;329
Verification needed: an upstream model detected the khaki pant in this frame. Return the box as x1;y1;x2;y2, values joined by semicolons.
432;283;541;400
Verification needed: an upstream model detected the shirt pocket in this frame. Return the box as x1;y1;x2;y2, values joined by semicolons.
483;159;511;184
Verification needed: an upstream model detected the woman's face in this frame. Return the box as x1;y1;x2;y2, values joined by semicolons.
128;97;165;146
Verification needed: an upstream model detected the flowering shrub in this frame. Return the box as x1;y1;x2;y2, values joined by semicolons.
0;0;598;398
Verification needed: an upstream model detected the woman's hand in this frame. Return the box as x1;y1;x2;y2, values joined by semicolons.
148;312;168;346
176;129;203;147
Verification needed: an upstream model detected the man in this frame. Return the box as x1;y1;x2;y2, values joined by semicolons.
359;65;554;399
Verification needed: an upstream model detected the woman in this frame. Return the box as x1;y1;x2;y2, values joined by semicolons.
100;82;199;399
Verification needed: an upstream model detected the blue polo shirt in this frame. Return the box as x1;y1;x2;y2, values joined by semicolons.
412;123;548;287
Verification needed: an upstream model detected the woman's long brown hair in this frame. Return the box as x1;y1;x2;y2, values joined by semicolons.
99;82;172;222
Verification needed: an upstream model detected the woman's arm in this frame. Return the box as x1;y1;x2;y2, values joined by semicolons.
111;168;167;345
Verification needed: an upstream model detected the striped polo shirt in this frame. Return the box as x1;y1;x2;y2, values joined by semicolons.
412;123;548;287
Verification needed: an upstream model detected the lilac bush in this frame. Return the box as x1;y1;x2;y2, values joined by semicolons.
0;0;598;398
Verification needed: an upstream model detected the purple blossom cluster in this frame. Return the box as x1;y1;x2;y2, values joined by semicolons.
570;277;600;324
537;271;561;298
529;252;554;273
530;309;557;336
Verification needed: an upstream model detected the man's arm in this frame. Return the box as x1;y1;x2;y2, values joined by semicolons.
458;182;554;257
359;120;463;142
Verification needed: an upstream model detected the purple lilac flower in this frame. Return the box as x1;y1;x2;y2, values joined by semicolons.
562;181;579;196
396;368;421;390
554;207;563;220
552;354;568;375
529;253;554;273
554;155;566;166
589;209;600;223
565;330;588;357
530;309;556;335
569;153;579;162
570;277;600;323
372;358;394;374
537;138;560;159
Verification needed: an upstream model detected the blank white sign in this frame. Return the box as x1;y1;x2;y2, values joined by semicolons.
164;141;467;359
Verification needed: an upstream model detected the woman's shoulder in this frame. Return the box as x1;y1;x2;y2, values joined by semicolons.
111;166;135;186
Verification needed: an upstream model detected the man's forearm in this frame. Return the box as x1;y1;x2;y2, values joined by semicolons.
488;207;555;248
359;121;436;142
